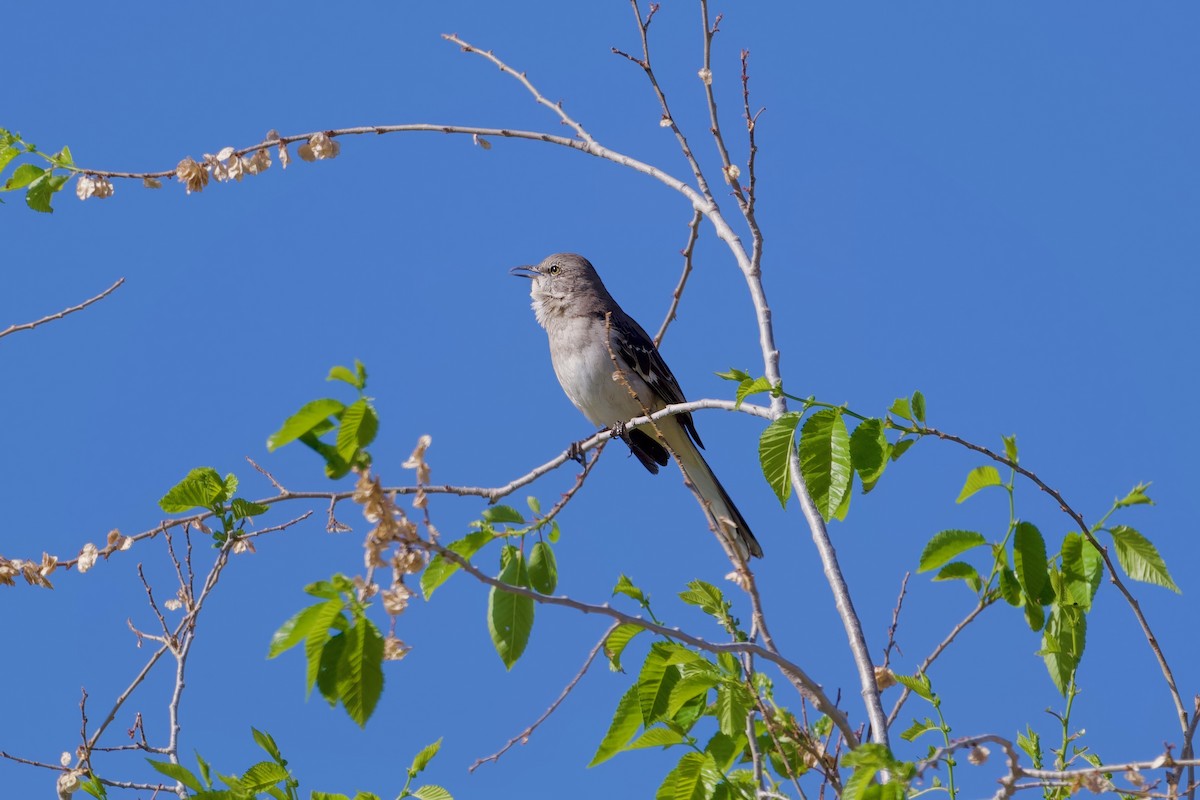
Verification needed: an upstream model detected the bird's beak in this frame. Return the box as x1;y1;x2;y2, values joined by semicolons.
509;265;539;279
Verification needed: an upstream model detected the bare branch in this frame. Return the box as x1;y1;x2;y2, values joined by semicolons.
881;572;910;670
654;208;703;347
0;278;125;341
470;622;618;771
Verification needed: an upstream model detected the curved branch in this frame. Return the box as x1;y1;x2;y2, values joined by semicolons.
0;277;125;341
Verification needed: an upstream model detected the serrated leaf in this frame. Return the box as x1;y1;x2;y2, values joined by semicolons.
956;466;1003;503
1110;525;1179;592
336;611;385;726
1116;482;1154;509
268;603;327;657
1041;605;1086;695
421;530;493;599
1023;597;1045;632
888;397;911;422
2;162;42;191
666;672;718;717
715;681;751;738
758;412;801;507
894;672;932;701
240;761;289;791
487;545;535;668
604;623;644;671
590;684;642;766
899;717;940;742
678;580;727;617
1061;533;1102;610
934;562;983;592
526;495;541;515
146;759;203;793
327;365;362;389
481;505;526;525
910;391;926;425
638;644;681;724
999;566;1022;606
798;409;852;521
890;438;915;462
410;738;442;774
231;497;269;520
159;467;227;513
918;530;986;573
336;398;378;462
1002;434;1019;464
306;600;348;696
613;574;648;605
626;727;688;750
195;749;212;789
734;376;773;408
527;541;557;594
26;172;64;213
251;728;282;762
412;786;453;800
0;145;19;173
1014;522;1052;604
267;398;346;451
655;752;721;800
849;418;888;489
715;368;752;383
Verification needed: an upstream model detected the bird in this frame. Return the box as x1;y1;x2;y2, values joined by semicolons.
511;252;762;559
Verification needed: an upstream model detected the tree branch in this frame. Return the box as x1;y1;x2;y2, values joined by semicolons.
0;277;125;341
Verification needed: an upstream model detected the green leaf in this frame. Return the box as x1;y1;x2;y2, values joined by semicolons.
899;717;940;742
25;172;62;212
526;495;541;515
678;580;728;618
998;566;1022;606
849;418;889;491
487;545;535;668
266;398;346;452
1023;598;1046;632
1061;533;1103;610
146;759;203;793
715;368;752;383
1014;522;1052;604
890;438;916;462
2;162;43;191
918;530;986;573
240;761;289;791
666;672;718;717
1002;434;1019;464
1116;482;1154;509
252;728;282;762
231;498;269;520
934;562;983;593
715;681;751;738
305;600;348;695
734;376;773;408
79;775;108;799
910;390;926;425
159;467;227;513
312;794;351;800
327;364;362;389
604;623;644;672
704;731;744;773
655;752;721;800
410;738;442;774
758;412;801;507
482;505;526;525
590;684;642;766
527;541;557;594
638;643;682;724
888;397;911;422
613;574;648;605
956;466;1003;503
336;611;385;726
1040;605;1087;695
412;786;453;800
894;672;932;701
316;630;346;705
195;749;212;788
626;727;688;750
0;145;19;173
421;530;493;599
336;398;379;462
798;408;852;521
1110;525;1180;592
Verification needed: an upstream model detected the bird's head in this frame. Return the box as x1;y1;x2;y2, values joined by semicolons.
510;253;606;327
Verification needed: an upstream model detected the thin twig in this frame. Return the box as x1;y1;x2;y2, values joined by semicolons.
882;573;910;670
654;208;703;347
470;622;618;771
887;598;993;727
443;34;595;145
0;278;125;341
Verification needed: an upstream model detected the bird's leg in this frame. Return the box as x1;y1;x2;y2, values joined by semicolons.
566;439;587;465
609;419;628;439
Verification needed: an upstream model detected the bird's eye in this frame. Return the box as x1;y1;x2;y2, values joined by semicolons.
548;263;560;275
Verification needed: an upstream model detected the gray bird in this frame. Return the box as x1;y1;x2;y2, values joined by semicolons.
511;253;763;559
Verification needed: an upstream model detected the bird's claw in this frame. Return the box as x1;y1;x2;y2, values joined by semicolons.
567;440;587;465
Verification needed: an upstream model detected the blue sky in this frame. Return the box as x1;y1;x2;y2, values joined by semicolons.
3;3;1198;798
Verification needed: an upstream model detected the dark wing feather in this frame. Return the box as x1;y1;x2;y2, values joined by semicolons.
609;307;705;450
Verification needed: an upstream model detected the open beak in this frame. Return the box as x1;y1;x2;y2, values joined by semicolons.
509;265;539;279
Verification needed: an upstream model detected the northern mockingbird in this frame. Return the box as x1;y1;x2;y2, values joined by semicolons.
511;252;763;559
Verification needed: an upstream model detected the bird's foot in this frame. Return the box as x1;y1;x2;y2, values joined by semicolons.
609;420;628;439
566;439;587;465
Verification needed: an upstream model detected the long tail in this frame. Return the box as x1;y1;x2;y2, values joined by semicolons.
677;445;764;560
